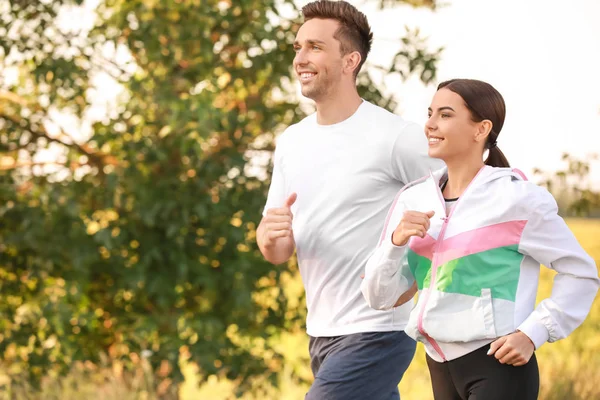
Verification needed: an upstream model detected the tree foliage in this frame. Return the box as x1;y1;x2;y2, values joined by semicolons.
534;153;600;217
0;0;442;394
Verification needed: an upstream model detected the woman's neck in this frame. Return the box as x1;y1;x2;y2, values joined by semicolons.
443;159;485;199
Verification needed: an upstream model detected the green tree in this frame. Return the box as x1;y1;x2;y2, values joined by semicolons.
533;153;600;217
0;0;442;396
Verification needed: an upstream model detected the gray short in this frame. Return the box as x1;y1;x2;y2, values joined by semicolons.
305;331;416;400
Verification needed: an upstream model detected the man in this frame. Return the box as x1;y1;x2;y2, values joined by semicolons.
257;1;443;398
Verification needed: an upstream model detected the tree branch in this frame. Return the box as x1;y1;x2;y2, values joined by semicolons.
0;90;117;169
0;160;82;171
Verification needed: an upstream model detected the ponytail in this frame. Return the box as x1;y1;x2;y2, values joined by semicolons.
485;145;510;168
483;130;510;167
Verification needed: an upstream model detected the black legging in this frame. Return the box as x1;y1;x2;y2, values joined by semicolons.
426;344;539;400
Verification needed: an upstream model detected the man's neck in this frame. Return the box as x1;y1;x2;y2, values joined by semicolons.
315;88;363;125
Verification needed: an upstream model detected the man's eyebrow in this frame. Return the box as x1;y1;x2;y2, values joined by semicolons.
293;39;327;46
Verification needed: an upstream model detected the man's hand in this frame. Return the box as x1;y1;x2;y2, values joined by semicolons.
392;210;435;246
488;331;535;366
393;282;418;307
260;193;297;250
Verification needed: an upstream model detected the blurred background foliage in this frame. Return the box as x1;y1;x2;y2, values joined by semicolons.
1;0;598;398
0;0;448;397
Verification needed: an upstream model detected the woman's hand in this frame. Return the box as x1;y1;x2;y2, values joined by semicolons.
488;331;535;366
392;210;435;246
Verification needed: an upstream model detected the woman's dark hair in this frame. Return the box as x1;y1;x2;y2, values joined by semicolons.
437;79;510;168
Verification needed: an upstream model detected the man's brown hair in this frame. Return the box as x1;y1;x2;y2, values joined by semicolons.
302;0;373;77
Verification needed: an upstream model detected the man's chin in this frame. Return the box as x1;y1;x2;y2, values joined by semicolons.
300;87;313;98
300;87;321;101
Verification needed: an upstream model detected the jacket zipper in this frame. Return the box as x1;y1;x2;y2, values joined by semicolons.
417;217;449;361
416;167;486;362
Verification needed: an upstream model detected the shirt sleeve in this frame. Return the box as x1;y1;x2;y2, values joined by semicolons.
391;122;445;184
360;195;415;310
262;144;286;216
517;186;600;349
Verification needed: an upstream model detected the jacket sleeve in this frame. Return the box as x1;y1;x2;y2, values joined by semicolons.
517;186;599;349
360;197;415;310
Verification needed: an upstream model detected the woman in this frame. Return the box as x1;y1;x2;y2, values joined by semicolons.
360;79;599;400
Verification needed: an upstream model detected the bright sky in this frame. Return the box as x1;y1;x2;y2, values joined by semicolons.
353;0;600;187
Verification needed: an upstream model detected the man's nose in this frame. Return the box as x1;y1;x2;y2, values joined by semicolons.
294;48;308;67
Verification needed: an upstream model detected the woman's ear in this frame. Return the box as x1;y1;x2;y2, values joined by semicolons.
474;119;493;144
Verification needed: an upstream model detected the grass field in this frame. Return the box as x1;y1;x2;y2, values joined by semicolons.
2;219;599;400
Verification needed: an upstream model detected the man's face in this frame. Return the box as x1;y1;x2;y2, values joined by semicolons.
293;18;345;102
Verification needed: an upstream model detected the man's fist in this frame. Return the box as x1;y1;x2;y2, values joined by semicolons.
261;193;297;248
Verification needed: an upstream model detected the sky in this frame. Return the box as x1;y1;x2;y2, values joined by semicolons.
344;0;600;187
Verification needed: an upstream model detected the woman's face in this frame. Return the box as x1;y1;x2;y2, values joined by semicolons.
425;88;488;162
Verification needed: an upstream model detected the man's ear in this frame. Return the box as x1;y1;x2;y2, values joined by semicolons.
344;51;362;76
